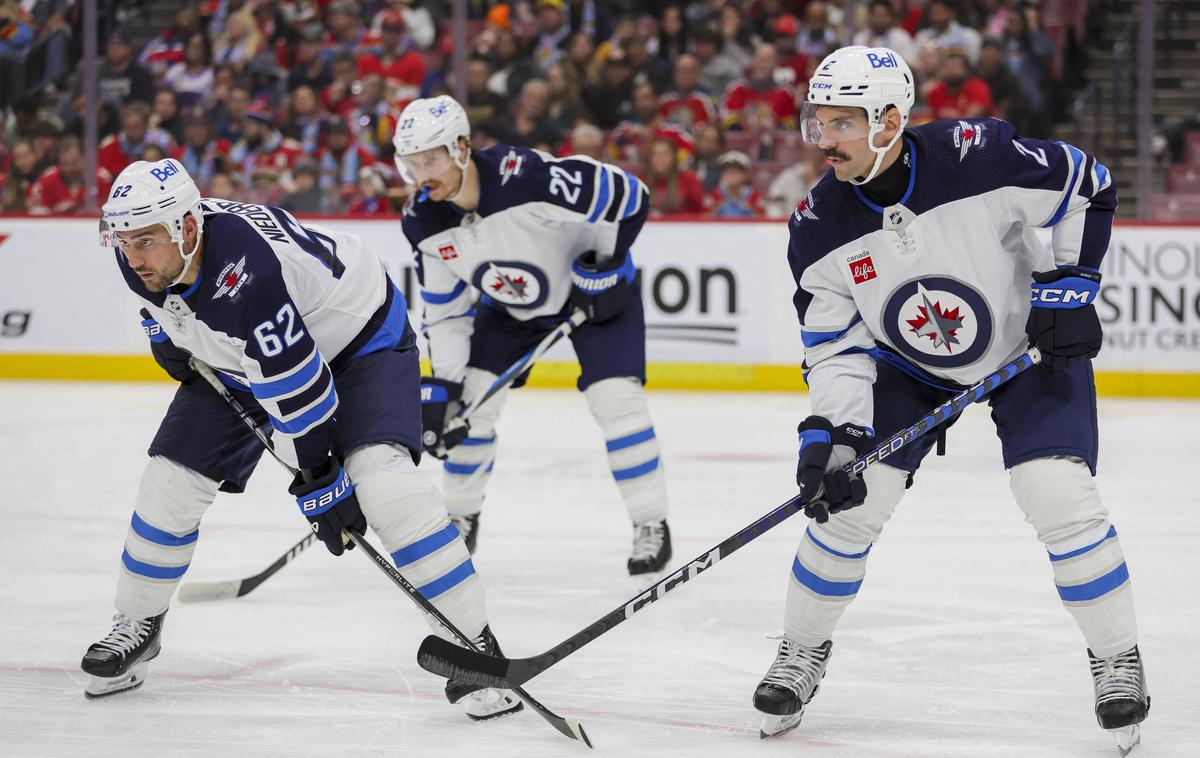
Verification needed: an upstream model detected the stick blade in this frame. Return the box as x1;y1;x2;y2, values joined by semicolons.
417;635;513;689
176;581;242;603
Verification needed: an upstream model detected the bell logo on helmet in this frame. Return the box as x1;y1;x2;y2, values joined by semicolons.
866;51;899;69
148;160;181;183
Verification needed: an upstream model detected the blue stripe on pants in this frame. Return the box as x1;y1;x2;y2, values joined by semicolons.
791;556;863;598
122;550;190;580
418;559;476;599
391;522;460;567
130;512;198;547
613;457;659;481
1056;562;1129;602
606;428;655;452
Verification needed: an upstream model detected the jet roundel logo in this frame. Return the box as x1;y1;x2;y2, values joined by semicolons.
471;261;549;310
881;276;993;368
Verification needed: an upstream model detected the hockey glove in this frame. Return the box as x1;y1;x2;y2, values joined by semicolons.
796;416;873;524
288;459;366;556
569;250;635;324
420;377;470;459
1025;266;1103;372
140;309;197;383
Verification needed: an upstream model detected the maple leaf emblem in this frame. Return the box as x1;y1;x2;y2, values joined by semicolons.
490;273;529;300
224;273;239;288
906;283;965;352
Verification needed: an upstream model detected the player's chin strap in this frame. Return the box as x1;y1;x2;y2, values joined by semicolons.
446;145;473;204
849;121;902;186
167;219;204;287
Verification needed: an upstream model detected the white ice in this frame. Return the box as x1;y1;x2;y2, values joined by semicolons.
1;381;1197;758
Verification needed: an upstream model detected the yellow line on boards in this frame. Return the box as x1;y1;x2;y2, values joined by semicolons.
2;355;1199;398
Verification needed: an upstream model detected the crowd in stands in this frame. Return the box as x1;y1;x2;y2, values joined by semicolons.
1;0;1069;218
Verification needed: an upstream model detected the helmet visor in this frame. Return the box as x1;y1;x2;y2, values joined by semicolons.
397;147;455;184
799;103;873;144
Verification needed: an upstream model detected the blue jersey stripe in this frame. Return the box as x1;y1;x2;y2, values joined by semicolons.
459;436;496;447
251;350;323;401
588;168;611;223
801;316;863;348
613;457;659;481
267;384;337;435
421;280;468;304
444;460;495;475
122;550;190;580
791;556;862;597
391;522;461;567
1056;562;1129;602
131;512;198;547
353;285;409;359
418;559;476;599
621;171;642;218
606;428;656;452
1044;143;1085;228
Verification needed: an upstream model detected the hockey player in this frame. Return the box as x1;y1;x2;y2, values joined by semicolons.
82;158;521;720
395;95;672;576
754;47;1150;752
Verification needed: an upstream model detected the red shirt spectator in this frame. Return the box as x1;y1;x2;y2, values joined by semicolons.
927;54;994;120
643;137;705;216
660;54;718;129
723;43;798;130
702;151;765;217
98;103;175;178
356;11;425;96
28;140;113;215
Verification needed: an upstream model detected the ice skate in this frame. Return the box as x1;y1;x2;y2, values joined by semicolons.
627;519;671;576
450;512;480;554
444;625;523;721
753;638;832;738
1089;646;1149;756
81;612;166;699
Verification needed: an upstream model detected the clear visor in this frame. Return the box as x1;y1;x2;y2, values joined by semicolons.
397;147;455;184
799;103;874;144
101;219;172;252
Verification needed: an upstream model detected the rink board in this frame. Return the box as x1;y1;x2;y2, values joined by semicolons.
1;217;1198;396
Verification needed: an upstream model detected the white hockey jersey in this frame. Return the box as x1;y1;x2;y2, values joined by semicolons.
790;118;1116;428
118;199;412;470
400;145;649;381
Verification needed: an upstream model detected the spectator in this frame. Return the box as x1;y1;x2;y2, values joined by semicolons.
29;117;62;168
611;81;692;163
643;136;705;216
357;10;425;102
691;122;725;192
691;28;742;98
170;110;230;194
465;56;506;137
767;145;824;218
853;0;918;66
723;43;797;131
894;0;924;37
216;85;253;143
163;31;215;110
138;6;200;78
1001;3;1054;119
281;85;328;155
347;166;392;215
60;88;119;143
370;0;436;51
566;0;615;43
278;158;328;214
750;0;787;41
915;0;982;65
796;2;837;60
546;63;586;135
658;4;689;62
686;0;727;28
322;52;360;117
568;123;605;160
582;48;636;129
0;1;34;114
660;53;717;130
98;102;174;179
28;137;112;215
493;78;561;151
209;171;245;202
704;150;765;217
246;54;286;110
228;107;303;195
346;73;398;158
488;30;538;99
977;36;1026;125
151;90;185;146
534;0;571;71
626;33;673;95
139;144;168;163
28;0;73;90
289;25;332;93
1;139;41;212
322;1;368;61
564;32;602;91
213;6;264;69
926;52;994;120
716;3;753;72
316;119;376;205
98;29;155;107
770;15;809;86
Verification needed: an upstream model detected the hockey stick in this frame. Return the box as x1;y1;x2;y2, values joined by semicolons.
187;359;592;747
416;348;1043;691
177;532;317;602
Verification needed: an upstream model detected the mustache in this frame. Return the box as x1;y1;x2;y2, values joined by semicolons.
824;150;851;162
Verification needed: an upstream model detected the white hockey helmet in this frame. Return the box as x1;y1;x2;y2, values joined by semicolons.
802;46;915;184
392;95;472;183
101;158;205;286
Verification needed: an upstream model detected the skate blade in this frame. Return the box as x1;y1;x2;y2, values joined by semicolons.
84;662;148;699
1111;724;1141;756
759;712;803;739
460;689;524;722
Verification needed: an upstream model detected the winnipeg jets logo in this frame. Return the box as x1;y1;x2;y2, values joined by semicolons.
906;283;964;352
212;256;250;299
793;192;818;222
486;263;530;300
952;121;984;162
429;100;450;118
472;261;548;310
882;276;993;369
499;150;524;185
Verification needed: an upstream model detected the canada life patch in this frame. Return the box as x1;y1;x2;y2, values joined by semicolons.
437;243;458;261
847;251;877;284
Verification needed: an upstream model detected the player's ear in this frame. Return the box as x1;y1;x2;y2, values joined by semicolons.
875;105;903;147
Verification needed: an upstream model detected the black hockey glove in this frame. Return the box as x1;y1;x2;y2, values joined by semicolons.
420;377;470;459
140;309;197;383
288;459;366;556
796;416;873;524
569;250;635;324
1025;266;1103;373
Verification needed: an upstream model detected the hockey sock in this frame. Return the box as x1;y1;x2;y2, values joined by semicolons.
583;377;667;524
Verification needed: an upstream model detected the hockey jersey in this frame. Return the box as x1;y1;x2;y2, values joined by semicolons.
790;118;1116;428
119;200;413;471
401;145;649;381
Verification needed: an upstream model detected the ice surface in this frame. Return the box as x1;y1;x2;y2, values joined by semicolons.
1;381;1197;757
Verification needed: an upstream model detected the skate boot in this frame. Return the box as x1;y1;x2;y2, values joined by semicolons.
81;612;166;699
444;625;523;721
627;519;672;576
753;637;832;738
1090;645;1150;756
450;512;480;554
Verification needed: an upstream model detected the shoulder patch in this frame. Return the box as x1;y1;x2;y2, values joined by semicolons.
951;120;986;162
498;148;525;185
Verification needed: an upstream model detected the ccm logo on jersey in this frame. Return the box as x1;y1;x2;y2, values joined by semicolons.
866;51;900;68
437;243;458;261
847;250;877;284
1031;287;1094;306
